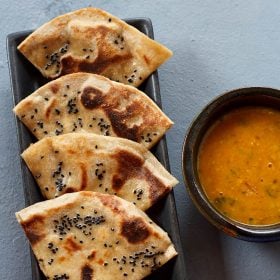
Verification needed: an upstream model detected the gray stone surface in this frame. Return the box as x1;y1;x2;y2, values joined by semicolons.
2;0;280;279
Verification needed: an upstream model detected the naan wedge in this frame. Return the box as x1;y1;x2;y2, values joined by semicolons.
21;133;178;210
17;7;172;86
16;191;177;280
13;73;173;149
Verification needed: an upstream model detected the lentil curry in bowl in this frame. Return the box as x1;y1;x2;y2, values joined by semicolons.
182;87;280;241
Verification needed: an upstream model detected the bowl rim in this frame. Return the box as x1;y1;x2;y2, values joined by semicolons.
182;86;280;242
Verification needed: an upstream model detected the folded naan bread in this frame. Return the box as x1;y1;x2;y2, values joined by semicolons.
13;73;173;149
17;7;172;86
16;191;177;280
22;133;178;210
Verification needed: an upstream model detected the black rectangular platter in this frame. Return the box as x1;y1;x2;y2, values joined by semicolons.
7;18;187;280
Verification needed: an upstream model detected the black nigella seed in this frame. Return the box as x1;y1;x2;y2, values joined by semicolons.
83;48;87;52
108;18;112;22
31;115;34;119
80;240;83;244
44;131;48;134
81;206;84;209
43;46;48;49
44;97;49;101
114;40;118;44
86;55;90;59
66;85;70;89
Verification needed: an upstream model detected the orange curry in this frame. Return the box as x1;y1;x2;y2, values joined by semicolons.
198;106;280;225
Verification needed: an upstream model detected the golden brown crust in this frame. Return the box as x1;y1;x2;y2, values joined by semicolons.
21;133;178;210
17;7;172;86
20;214;46;245
13;73;173;149
15;192;177;280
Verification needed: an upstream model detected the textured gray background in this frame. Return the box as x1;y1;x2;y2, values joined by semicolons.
2;0;280;279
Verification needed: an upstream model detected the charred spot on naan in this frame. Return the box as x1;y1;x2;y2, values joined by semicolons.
87;250;96;260
63;236;82;253
45;99;57;120
143;168;172;205
80;163;88;190
111;150;169;204
106;104;141;142
121;217;151;244
81;264;94;280
64;187;77;194
50;83;60;94
60;25;133;77
80;86;142;142
97;192;124;215
112;150;144;191
81;86;104;109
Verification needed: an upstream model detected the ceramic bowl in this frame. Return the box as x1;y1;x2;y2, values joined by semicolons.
182;87;280;242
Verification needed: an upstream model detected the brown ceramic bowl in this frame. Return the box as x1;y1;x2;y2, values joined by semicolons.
182;87;280;242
